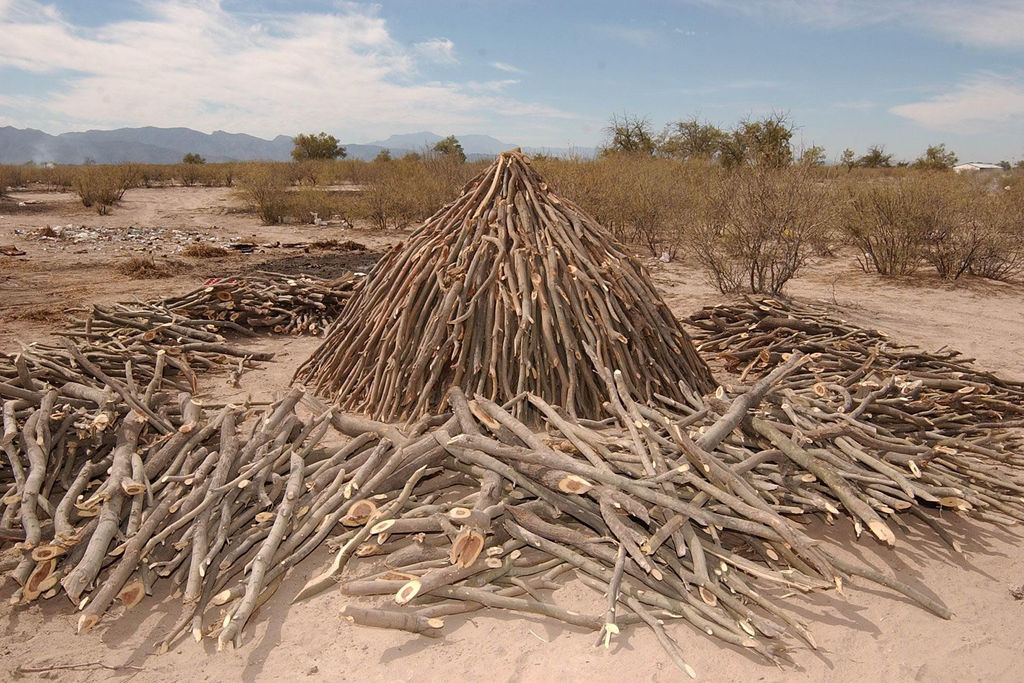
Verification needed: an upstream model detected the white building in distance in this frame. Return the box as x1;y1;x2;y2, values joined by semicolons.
953;162;1003;173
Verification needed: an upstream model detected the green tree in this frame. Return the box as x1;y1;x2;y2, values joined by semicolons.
840;148;857;172
720;113;793;169
291;132;346;161
912;144;957;170
432;135;466;162
373;149;393;163
400;151;422;163
799;145;826;167
858;145;893;168
182;152;206;164
998;160;1011;171
601;114;656;156
656;118;726;161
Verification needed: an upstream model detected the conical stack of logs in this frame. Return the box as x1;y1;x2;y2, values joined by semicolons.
296;150;715;422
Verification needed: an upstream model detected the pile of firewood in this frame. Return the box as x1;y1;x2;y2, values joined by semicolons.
161;271;359;336
686;297;1024;533
296;150;715;422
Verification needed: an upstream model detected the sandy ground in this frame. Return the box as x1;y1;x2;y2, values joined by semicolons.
1;186;1022;682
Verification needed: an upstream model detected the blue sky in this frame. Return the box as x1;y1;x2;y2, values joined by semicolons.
1;0;1022;161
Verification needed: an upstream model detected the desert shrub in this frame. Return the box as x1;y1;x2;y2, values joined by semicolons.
177;162;201;187
842;178;930;276
534;155;711;256
190;162;236;187
288;187;349;224
181;243;229;258
970;185;1024;281
73;164;140;214
918;175;985;280
691;165;834;294
0;165;21;197
351;157;480;229
844;173;996;280
236;165;290;224
357;165;424;230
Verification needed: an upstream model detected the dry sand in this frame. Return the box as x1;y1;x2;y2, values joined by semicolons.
1;186;1022;681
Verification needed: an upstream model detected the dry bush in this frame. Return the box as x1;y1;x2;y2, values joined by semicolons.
235;164;290;224
177;162;202;187
0;165;23;197
48;165;83;191
356;165;423;229
351;157;479;229
534;155;711;256
844;173;1006;280
691;165;834;294
919;175;986;280
114;255;186;279
181;243;229;258
970;184;1024;281
289;187;350;224
842;177;931;276
73;164;141;214
138;164;173;187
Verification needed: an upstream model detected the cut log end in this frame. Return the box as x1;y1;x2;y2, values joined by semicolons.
342;499;378;527
395;580;422;605
118;579;146;607
449;529;485;568
557;475;593;495
77;613;100;634
30;545;66;562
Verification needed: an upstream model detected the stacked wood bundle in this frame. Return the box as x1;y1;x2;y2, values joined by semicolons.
296;150;715;422
684;296;1024;533
161;271;358;336
687;296;1024;435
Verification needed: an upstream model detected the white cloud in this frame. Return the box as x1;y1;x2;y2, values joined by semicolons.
413;37;457;64
490;61;525;74
890;73;1024;131
689;1;1024;49
0;1;574;138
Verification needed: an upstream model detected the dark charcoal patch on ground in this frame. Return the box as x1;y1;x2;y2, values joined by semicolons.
248;250;385;278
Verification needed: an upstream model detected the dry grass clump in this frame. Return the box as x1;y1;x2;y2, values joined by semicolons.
181;242;229;258
73;164;141;214
114;255;187;279
690;164;834;294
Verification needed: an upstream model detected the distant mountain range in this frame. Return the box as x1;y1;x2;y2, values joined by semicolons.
0;126;593;164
